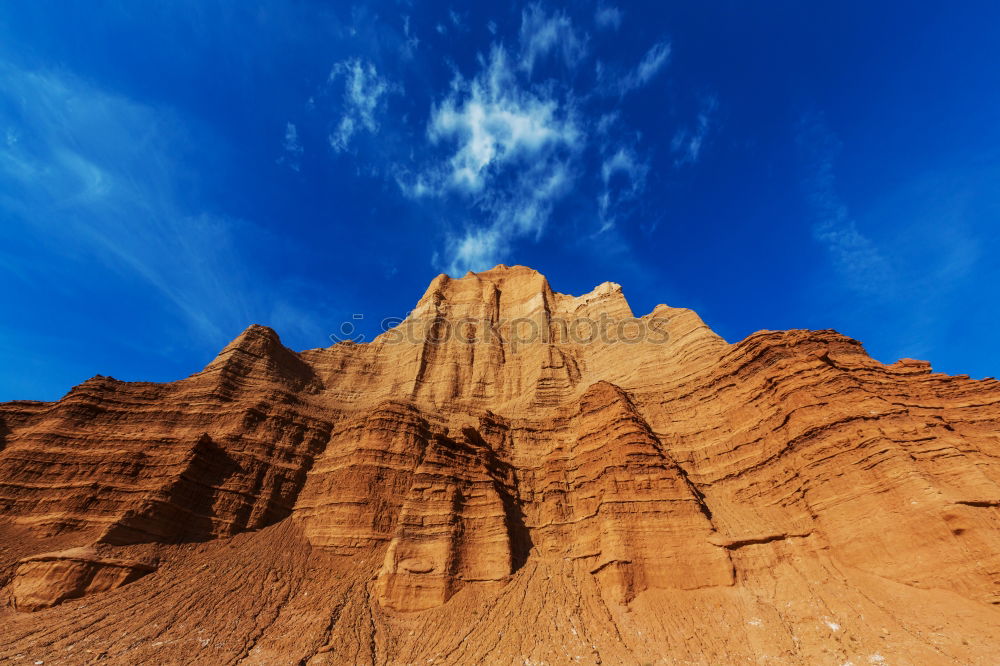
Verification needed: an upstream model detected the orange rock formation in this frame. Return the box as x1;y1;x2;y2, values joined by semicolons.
1;265;999;664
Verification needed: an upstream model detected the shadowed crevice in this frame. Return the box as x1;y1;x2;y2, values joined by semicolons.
463;426;533;573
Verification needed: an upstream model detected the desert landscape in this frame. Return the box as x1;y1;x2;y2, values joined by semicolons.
1;265;998;664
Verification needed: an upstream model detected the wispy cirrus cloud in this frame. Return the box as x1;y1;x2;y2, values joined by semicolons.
400;16;420;60
598;146;648;231
278;121;304;171
408;45;581;273
0;63;328;346
794;112;990;367
594;5;623;31
328;58;398;152
348;5;708;273
388;6;702;273
797;114;896;296
518;3;589;75
428;46;580;192
441;154;573;273
671;95;717;166
0;63;255;341
602;40;671;96
449;9;467;32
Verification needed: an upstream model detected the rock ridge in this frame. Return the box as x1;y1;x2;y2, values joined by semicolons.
1;266;999;664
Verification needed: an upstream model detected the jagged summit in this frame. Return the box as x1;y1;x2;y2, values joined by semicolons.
199;322;320;393
416;265;635;322
2;268;1000;664
309;266;720;410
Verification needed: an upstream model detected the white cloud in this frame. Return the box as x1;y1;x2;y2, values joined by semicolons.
483;156;572;233
518;4;588;75
601;148;641;184
407;45;582;274
592;111;652;232
328;58;397;152
0;63;260;342
671;95;717;166
445;163;571;274
278;122;303;171
381;20;689;268
596;111;619;136
428;46;580;193
598;146;648;231
798;115;896;296
636;41;671;82
446;227;503;274
595;5;623;31
400;15;419;60
607;40;671;96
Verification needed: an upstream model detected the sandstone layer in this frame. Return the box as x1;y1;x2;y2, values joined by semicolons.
1;265;999;664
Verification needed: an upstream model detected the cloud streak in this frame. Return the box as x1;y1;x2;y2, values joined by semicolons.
428;47;580;192
797;114;896;296
0;63;280;343
362;7;702;273
328;58;397;152
614;40;671;96
518;4;588;75
598;146;648;231
279;121;304;171
594;5;623;31
671;95;717;166
402;44;582;274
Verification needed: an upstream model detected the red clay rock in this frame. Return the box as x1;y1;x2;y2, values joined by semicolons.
11;546;155;611
1;265;999;664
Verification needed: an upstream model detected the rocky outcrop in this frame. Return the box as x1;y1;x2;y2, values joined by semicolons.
375;425;524;611
1;265;999;664
11;547;155;611
527;381;734;604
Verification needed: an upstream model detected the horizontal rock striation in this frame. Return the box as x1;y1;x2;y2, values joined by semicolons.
2;264;999;664
11;546;155;612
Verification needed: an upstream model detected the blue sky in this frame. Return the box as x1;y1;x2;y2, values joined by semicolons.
2;1;999;401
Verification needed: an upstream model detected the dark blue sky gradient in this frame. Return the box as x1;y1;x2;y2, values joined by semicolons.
2;1;999;401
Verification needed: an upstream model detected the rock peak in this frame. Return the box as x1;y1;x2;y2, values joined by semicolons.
414;265;634;322
3;268;997;663
199;323;319;393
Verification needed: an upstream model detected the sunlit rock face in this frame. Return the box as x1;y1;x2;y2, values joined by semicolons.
2;265;1000;664
11;547;155;612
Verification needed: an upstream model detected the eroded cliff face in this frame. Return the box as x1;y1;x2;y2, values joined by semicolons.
1;265;999;665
